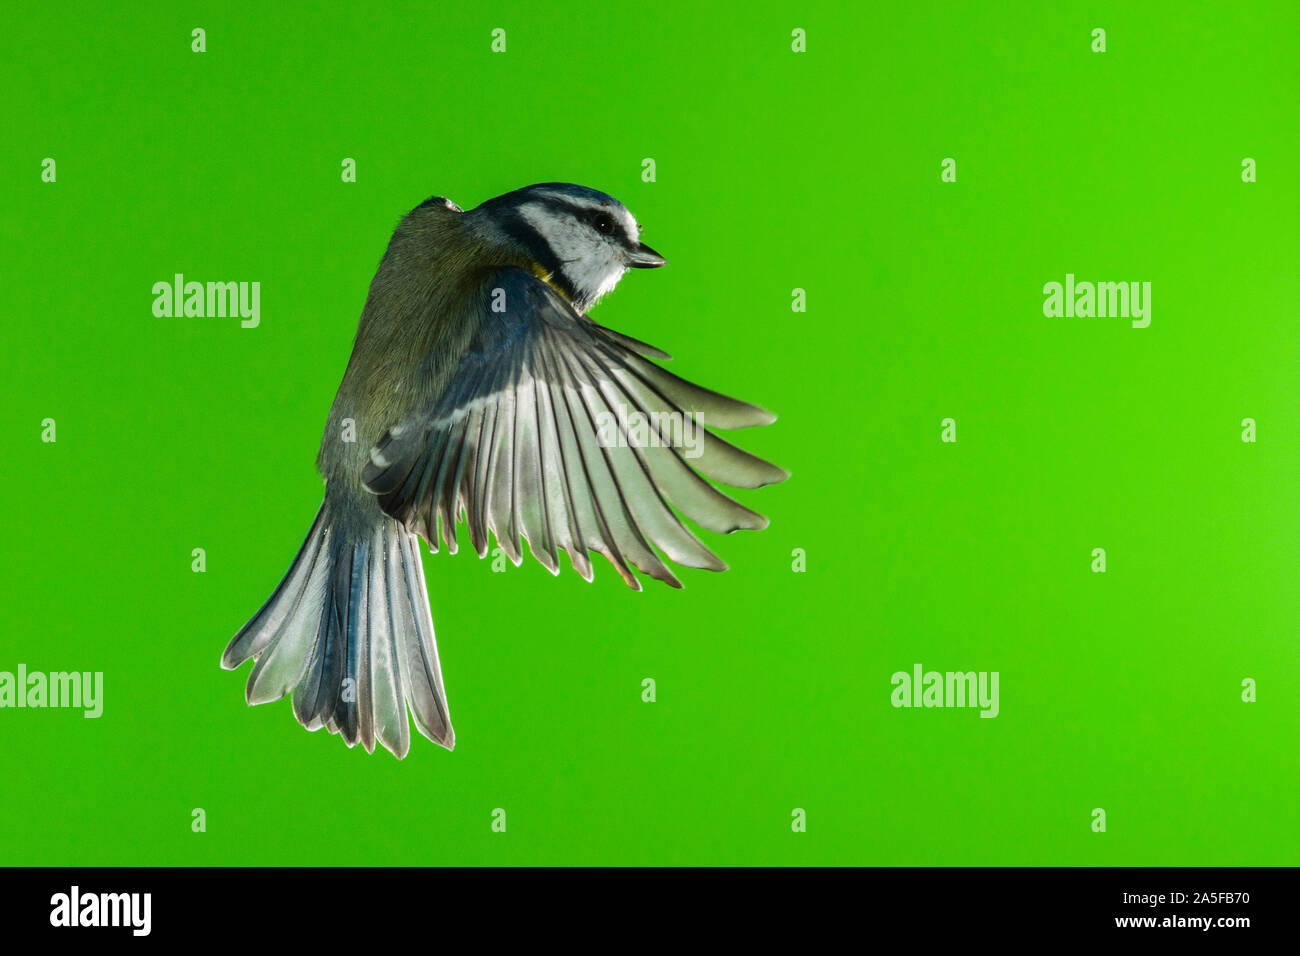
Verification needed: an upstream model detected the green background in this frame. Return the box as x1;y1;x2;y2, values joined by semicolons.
3;0;1298;866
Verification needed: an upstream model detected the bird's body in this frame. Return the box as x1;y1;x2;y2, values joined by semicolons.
223;184;787;758
322;199;519;494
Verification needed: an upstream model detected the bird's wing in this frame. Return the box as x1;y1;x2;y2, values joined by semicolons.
361;267;788;589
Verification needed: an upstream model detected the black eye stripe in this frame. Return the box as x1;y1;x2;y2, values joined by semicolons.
547;198;626;238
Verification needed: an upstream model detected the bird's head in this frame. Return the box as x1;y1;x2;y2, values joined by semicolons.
471;183;666;311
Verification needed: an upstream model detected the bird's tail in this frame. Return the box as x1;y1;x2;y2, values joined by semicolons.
221;502;453;758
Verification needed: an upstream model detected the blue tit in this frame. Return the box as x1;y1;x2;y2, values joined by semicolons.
222;183;789;758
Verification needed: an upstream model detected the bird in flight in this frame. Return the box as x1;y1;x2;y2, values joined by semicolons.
222;183;788;758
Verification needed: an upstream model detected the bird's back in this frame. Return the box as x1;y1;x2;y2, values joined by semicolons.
317;201;523;491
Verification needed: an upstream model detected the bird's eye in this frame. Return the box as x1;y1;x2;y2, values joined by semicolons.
594;213;615;235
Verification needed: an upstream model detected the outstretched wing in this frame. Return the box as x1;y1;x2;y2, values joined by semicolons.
361;267;788;589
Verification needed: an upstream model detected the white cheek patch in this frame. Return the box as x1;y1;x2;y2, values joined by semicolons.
519;201;628;308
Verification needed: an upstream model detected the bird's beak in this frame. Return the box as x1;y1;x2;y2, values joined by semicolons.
626;242;667;268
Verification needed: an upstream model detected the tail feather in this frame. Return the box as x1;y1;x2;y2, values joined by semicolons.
396;533;455;748
368;531;410;756
222;503;454;758
222;510;328;671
